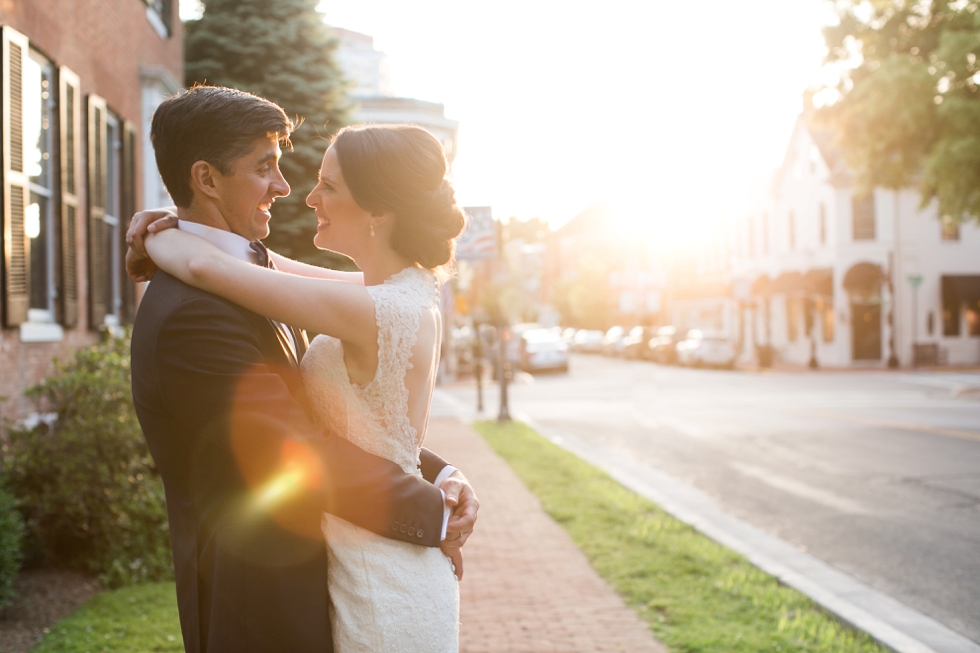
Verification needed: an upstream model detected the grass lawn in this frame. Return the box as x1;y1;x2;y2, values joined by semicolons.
475;419;885;653
33;583;181;653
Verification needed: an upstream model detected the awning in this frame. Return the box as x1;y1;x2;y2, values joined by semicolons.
942;275;980;309
751;274;771;296
804;268;833;299
771;271;804;294
843;262;885;293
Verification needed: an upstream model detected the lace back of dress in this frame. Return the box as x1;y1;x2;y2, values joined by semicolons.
358;268;439;472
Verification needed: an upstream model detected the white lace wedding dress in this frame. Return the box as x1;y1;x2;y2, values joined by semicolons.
300;266;459;653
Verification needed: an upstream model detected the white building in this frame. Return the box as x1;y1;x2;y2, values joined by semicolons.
732;115;980;368
331;27;459;165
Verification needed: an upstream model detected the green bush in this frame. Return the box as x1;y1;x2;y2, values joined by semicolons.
0;485;24;610
1;336;172;588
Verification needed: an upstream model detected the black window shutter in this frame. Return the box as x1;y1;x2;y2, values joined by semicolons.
87;94;108;330
58;66;81;327
121;120;138;324
1;27;30;327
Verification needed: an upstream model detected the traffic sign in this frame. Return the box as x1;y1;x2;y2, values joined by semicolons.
456;207;496;260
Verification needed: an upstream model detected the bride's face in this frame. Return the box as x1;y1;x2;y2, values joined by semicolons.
307;147;373;255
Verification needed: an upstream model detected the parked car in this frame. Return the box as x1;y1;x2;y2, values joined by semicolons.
675;330;737;368
601;326;627;356
518;328;570;372
622;326;655;359
561;327;578;346
573;329;605;353
645;326;682;364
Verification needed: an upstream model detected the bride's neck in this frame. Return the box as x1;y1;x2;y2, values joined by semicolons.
357;247;416;286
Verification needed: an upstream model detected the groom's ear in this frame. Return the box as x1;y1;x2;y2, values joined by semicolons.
189;160;222;201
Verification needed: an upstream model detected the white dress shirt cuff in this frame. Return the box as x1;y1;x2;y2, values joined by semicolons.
434;465;459;541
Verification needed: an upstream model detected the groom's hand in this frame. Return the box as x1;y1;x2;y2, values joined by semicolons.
439;470;478;580
441;471;478;549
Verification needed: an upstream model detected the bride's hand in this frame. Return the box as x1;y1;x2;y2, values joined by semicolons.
124;207;179;282
440;542;463;581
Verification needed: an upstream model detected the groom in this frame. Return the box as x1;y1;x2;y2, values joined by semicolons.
128;85;477;653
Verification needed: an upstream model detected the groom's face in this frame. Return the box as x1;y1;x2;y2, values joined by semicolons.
212;134;290;241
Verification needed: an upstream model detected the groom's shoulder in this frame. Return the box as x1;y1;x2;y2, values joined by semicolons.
137;271;257;328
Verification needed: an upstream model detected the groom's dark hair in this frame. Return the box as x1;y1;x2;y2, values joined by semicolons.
151;84;295;207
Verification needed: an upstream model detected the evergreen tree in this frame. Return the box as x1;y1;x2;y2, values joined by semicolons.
184;0;354;265
818;1;980;222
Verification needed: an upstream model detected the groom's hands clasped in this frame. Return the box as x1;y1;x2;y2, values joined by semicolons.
440;471;479;581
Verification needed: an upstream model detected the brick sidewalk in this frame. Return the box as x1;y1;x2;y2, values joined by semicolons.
424;417;668;653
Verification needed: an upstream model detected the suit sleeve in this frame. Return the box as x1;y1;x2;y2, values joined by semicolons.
419;448;450;484
155;296;445;547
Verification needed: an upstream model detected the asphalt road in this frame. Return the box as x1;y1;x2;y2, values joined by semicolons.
440;354;980;644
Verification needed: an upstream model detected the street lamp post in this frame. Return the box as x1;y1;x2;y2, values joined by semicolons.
474;333;484;412
908;274;923;366
887;252;899;369
498;329;511;422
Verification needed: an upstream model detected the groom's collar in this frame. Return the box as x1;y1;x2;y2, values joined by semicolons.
178;220;260;266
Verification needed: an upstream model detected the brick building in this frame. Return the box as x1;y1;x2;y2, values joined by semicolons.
1;0;182;422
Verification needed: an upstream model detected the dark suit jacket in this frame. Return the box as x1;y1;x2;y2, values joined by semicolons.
131;271;448;653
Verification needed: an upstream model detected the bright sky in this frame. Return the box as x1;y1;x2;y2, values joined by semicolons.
181;0;834;242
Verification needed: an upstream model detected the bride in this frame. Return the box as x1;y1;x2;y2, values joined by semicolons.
132;124;465;652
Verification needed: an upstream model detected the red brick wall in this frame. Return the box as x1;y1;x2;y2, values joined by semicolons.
0;0;182;422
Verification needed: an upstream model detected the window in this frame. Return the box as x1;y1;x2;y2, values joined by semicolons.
852;193;876;240
103;112;124;326
968;306;980;337
3;28;79;335
145;0;174;38
788;211;795;250
941;216;960;241
943;305;960;337
821;301;835;342
819;203;827;245
25;50;57;323
87;96;137;331
787;297;800;341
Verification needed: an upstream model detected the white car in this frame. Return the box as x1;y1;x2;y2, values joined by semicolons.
675;330;736;368
573;329;604;353
601;326;627;356
519;329;570;372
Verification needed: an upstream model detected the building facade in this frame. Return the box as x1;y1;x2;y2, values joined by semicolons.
1;0;182;421
732;116;980;368
332;27;459;166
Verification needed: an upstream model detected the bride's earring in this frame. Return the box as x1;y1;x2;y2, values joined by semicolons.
370;224;376;237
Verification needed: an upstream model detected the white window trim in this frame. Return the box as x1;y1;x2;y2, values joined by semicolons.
20;319;64;342
146;6;169;39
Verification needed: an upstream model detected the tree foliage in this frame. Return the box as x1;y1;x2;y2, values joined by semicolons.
184;0;353;265
819;0;980;220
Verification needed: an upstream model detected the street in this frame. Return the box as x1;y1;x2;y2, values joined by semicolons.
440;354;980;644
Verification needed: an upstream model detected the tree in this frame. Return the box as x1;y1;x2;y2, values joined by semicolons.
818;1;980;221
184;0;353;265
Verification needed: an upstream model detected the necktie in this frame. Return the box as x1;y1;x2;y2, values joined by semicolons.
248;241;309;362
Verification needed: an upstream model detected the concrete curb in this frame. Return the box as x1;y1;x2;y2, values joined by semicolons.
514;411;980;653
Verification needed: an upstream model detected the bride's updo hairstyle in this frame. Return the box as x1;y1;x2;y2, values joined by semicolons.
331;124;466;273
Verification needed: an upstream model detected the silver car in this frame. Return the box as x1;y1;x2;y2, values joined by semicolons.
675;330;736;368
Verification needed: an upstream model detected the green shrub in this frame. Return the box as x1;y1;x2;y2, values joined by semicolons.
1;336;172;588
0;485;24;610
